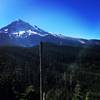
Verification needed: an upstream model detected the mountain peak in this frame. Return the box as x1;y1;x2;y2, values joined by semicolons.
14;19;29;25
16;19;24;22
0;19;50;39
0;19;34;33
0;19;99;47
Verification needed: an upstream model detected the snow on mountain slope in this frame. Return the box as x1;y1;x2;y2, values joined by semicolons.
0;19;49;38
0;19;99;47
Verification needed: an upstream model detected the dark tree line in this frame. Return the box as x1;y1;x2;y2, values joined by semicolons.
0;44;100;99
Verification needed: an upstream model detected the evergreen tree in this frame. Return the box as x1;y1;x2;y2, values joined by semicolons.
72;81;82;100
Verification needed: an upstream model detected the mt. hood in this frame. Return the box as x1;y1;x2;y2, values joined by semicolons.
0;19;100;47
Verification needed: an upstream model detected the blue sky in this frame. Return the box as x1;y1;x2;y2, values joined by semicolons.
0;0;100;39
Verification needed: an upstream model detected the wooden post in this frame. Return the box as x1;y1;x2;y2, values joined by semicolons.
39;42;43;100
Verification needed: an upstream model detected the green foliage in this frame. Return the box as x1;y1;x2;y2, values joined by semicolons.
0;43;100;99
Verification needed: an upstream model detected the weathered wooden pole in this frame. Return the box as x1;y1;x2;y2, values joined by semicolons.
39;42;43;100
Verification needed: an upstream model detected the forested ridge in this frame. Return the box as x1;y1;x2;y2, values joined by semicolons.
0;43;100;100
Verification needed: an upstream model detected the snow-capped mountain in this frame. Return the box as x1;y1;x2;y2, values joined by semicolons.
0;19;49;38
0;19;100;47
